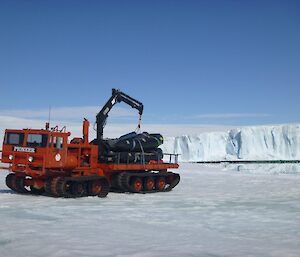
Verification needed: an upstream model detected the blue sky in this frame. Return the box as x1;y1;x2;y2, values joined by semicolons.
0;0;299;125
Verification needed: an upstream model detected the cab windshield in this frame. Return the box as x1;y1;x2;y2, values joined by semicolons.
4;132;25;146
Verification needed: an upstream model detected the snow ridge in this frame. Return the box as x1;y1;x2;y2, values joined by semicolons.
161;124;300;162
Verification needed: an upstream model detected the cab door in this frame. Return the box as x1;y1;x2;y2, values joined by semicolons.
47;133;67;168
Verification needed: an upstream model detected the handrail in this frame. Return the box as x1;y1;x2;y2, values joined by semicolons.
114;152;180;164
163;153;180;164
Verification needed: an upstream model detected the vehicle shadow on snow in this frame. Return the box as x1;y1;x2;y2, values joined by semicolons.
0;189;17;194
0;189;44;197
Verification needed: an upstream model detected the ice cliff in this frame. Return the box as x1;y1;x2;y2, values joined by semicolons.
161;124;300;162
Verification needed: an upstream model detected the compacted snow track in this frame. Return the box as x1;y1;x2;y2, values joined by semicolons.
1;163;300;257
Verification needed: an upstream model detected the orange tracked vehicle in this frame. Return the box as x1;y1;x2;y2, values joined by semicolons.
0;89;180;198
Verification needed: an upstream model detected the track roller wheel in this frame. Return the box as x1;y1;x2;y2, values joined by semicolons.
155;177;166;191
88;180;103;196
144;177;155;191
5;173;16;191
56;177;73;198
71;182;86;197
131;177;143;192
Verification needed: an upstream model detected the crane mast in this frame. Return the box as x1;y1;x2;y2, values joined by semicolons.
96;88;144;141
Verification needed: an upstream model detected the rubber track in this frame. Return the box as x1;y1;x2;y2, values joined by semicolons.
44;179;52;195
5;173;15;191
8;175;28;194
47;176;109;198
30;186;45;195
97;178;110;198
6;175;109;198
117;172;131;191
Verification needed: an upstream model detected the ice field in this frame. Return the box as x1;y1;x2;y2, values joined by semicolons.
1;163;300;257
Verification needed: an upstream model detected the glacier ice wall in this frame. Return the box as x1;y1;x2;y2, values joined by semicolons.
161;124;300;162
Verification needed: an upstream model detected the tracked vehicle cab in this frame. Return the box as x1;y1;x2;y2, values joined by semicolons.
1;123;71;173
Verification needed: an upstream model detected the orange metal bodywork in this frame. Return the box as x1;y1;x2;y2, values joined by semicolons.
1;120;178;187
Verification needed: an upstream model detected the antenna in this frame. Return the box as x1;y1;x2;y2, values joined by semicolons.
48;105;51;124
46;105;51;130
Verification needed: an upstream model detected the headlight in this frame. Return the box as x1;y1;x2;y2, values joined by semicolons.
8;155;13;160
28;156;34;162
55;153;61;161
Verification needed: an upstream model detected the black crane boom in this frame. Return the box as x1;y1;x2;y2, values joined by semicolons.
96;88;144;141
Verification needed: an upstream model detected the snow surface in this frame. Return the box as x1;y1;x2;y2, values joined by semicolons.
161;124;300;162
1;163;300;257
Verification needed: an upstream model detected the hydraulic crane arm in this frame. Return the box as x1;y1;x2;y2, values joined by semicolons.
96;88;144;140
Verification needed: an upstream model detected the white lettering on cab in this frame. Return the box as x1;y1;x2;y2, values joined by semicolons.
13;146;36;153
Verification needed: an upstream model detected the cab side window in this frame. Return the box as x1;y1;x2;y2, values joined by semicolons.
50;136;63;149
